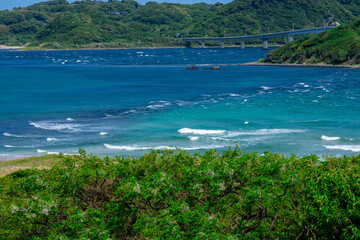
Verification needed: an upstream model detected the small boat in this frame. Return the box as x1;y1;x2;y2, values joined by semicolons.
186;66;199;70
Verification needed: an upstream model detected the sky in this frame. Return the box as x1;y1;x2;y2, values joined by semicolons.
0;0;232;11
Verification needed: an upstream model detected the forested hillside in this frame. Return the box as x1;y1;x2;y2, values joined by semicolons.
0;0;359;49
262;18;360;65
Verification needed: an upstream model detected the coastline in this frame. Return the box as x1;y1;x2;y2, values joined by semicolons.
242;62;360;68
12;44;282;52
0;154;60;177
0;45;25;50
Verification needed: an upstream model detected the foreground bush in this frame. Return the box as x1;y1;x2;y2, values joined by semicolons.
0;148;360;239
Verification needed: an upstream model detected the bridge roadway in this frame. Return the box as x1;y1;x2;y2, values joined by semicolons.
181;26;335;49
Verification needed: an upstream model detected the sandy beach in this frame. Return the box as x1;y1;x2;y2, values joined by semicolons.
0;44;25;50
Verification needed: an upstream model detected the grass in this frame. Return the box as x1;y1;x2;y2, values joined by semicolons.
0;154;60;177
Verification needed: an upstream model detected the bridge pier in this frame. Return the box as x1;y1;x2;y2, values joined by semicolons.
220;41;224;48
263;40;268;50
241;40;245;50
185;41;192;48
288;35;294;43
201;41;206;48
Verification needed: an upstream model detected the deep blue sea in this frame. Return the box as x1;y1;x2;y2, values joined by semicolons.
1;48;360;160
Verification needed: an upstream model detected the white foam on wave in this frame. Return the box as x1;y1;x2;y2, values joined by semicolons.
226;129;305;137
210;137;229;141
260;86;274;91
324;145;360;152
175;100;193;106
37;149;47;153
29;121;81;132
179;128;303;138
188;136;199;141
66;118;74;121
47;152;59;155
99;132;108;136
104;144;225;151
147;101;171;109
182;145;225;150
228;93;241;97
321;135;340;141
105;144;176;151
153;146;176;150
3;133;24;138
105;113;117;118
47;137;58;142
4;145;15;148
178;128;225;135
244;121;249;125
105;144;152;150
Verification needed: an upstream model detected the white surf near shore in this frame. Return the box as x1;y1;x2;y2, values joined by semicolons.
37;149;60;155
324;145;360;152
104;144;226;151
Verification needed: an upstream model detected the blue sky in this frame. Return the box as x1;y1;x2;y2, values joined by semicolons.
0;0;232;11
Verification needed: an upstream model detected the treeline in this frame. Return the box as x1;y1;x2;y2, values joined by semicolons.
1;148;360;239
262;18;360;65
0;0;360;48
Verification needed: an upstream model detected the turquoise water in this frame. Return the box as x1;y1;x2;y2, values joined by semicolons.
1;48;360;159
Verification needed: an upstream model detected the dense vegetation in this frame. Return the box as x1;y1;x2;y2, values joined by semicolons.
262;18;360;65
1;148;360;239
1;0;360;49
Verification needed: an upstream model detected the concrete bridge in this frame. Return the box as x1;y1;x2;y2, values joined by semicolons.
181;26;335;49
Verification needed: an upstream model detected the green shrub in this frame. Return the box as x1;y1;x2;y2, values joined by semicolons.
1;149;360;239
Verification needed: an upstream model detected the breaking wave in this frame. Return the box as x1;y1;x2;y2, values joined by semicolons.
178;128;225;135
226;129;305;137
47;137;59;142
324;145;360;152
321;135;340;141
29;121;82;132
3;133;25;138
104;144;226;151
4;145;16;148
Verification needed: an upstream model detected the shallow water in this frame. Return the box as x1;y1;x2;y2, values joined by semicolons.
1;48;359;159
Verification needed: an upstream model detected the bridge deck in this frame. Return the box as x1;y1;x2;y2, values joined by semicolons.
181;27;335;42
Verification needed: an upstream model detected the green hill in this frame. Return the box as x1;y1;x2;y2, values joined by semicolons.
261;19;360;65
1;0;360;49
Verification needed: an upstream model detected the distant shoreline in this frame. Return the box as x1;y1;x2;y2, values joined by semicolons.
7;44;282;52
242;62;360;69
0;45;25;50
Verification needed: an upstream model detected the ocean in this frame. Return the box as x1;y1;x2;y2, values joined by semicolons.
1;48;359;160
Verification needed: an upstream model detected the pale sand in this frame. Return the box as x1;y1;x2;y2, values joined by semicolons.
0;45;25;50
